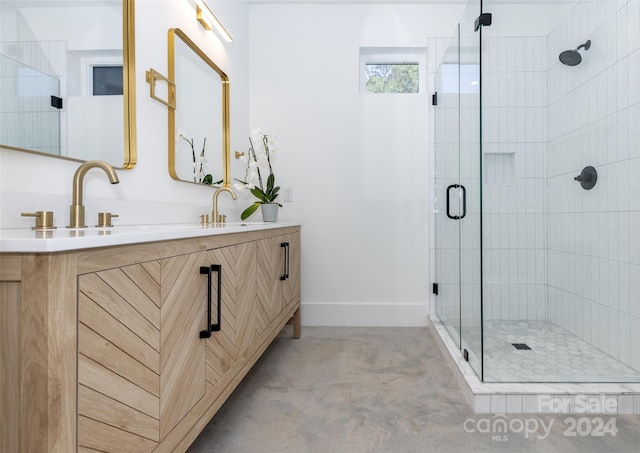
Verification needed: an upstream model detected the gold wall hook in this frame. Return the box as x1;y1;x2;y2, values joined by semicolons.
234;151;245;159
145;68;176;109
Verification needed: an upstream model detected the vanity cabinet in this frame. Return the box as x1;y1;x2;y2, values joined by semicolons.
0;226;301;453
256;233;301;338
78;260;164;451
282;232;301;319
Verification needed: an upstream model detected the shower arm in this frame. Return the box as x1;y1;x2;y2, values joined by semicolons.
576;40;591;51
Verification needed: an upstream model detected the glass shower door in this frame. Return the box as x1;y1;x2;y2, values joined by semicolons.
458;0;483;379
434;27;462;347
434;0;483;380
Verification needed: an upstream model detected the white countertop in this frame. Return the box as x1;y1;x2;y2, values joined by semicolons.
0;221;301;253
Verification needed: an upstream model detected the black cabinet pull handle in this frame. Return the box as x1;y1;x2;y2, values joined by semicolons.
446;184;460;220
285;243;290;280
199;264;222;339
459;184;467;219
280;242;289;281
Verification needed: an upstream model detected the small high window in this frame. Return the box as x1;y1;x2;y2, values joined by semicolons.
365;63;419;93
92;65;123;96
360;47;426;94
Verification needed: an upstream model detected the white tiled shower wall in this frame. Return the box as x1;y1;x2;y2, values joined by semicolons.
547;0;640;372
0;7;65;156
429;34;550;324
481;36;548;321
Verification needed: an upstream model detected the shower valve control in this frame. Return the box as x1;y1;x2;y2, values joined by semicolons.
574;166;597;190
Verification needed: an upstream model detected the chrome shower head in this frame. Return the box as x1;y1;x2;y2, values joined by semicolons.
559;40;591;66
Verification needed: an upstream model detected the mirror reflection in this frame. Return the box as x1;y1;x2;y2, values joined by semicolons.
168;28;230;187
0;0;135;168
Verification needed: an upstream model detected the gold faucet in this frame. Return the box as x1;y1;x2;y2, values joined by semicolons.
69;160;119;228
212;186;237;224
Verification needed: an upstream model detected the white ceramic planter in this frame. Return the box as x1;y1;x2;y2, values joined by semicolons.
261;203;279;222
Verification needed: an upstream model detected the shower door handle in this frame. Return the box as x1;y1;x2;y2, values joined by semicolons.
446;184;458;219
459;184;467;219
446;184;466;220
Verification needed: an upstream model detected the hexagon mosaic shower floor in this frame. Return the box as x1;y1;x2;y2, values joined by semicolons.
473;320;640;382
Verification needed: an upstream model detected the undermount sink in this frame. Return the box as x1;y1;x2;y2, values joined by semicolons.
112;222;269;230
223;221;267;227
11;222;272;235
52;224;205;233
1;221;298;253
102;224;205;231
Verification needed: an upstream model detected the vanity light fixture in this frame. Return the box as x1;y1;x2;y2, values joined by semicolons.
195;0;233;43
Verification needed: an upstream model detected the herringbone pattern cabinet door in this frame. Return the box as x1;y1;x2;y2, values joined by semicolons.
282;232;301;307
159;252;208;439
78;262;162;452
205;246;237;389
256;237;282;336
74;229;300;451
234;242;257;358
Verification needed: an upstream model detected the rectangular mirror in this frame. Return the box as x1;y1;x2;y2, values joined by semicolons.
0;0;136;169
168;28;230;187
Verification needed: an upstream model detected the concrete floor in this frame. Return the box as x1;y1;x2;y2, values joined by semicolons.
188;327;640;452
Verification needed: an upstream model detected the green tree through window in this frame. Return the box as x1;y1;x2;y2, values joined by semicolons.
365;63;419;93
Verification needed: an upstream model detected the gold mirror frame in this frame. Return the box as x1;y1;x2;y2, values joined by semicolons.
168;28;230;188
0;0;136;169
122;0;136;169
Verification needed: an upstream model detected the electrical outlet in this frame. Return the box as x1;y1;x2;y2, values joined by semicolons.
283;187;293;202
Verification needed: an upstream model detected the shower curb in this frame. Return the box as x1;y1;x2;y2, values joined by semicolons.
428;315;640;414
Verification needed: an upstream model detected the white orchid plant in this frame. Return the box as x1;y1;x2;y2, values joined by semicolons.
234;130;282;220
178;129;222;185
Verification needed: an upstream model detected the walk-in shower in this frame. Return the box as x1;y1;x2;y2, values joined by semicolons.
432;0;640;385
0;53;62;155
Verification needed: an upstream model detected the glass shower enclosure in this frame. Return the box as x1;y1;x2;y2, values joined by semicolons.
0;54;61;155
433;0;640;383
434;1;483;378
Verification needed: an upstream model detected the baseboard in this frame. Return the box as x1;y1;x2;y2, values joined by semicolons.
300;302;430;327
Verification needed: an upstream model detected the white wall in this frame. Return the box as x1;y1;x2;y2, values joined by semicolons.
16;6;122;51
1;0;250;229
1;0;465;327
248;4;463;326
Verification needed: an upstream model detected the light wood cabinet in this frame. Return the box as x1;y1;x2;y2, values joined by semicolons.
77;261;162;451
282;231;301;312
1;269;21;453
256;232;301;338
0;226;301;452
256;236;284;336
202;241;262;392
